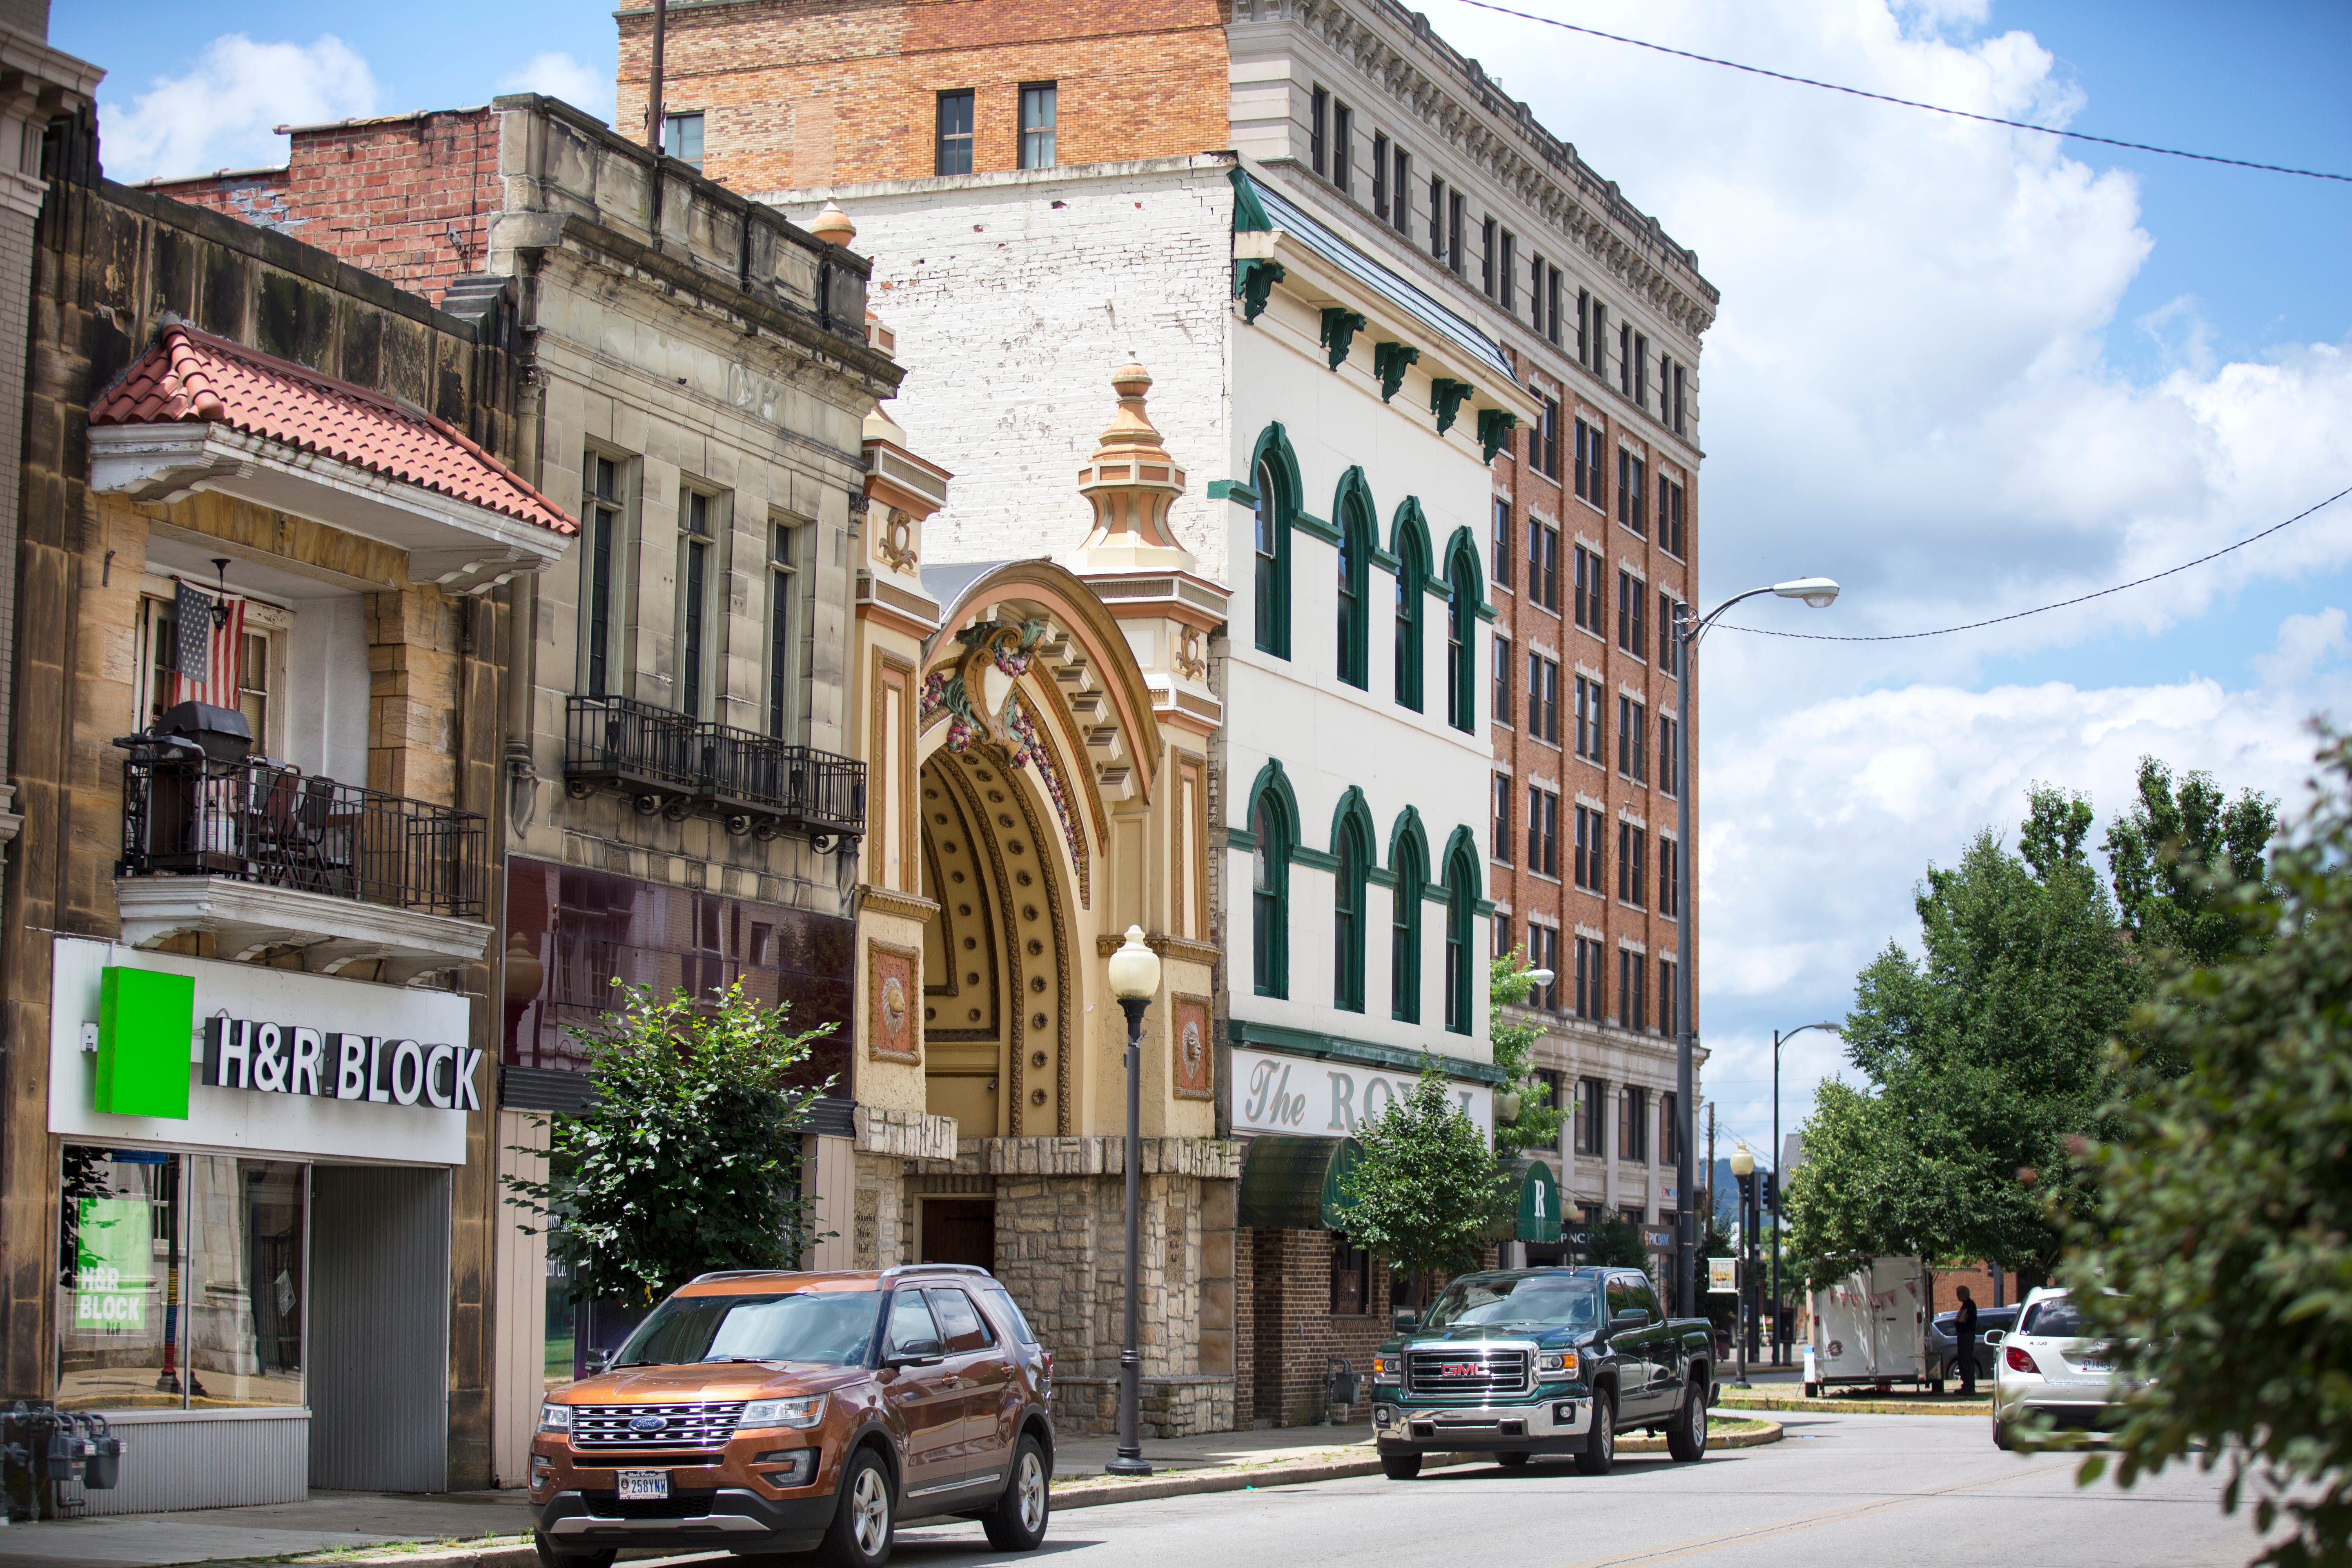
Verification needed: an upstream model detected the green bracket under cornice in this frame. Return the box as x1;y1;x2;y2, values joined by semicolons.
1372;341;1421;402
1207;479;1261;504
1234;258;1285;324
1477;407;1519;463
1319;307;1369;370
1430;377;1474;435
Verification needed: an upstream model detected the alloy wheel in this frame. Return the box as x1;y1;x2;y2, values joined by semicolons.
1016;1448;1047;1532
851;1464;890;1555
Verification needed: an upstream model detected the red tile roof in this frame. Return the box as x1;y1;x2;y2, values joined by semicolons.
91;324;576;537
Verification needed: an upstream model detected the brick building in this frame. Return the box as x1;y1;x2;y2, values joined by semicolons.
651;0;1711;1419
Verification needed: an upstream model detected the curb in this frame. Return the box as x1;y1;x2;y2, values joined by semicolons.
1719;1393;1990;1418
254;1421;1789;1565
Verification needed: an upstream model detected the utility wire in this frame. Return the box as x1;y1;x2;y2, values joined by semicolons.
1720;484;2352;643
1450;0;2352;184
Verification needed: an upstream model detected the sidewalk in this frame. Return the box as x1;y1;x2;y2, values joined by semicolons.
0;1415;1781;1568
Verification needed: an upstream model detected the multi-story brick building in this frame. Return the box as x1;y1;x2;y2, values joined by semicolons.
628;0;1715;1399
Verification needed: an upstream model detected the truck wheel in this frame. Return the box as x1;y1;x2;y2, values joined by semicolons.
1497;1451;1530;1469
980;1434;1050;1551
1381;1452;1423;1480
1666;1379;1708;1463
532;1537;614;1568
819;1447;895;1568
1575;1393;1616;1476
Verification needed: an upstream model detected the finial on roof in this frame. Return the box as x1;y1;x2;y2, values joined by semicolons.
1076;360;1192;573
808;200;856;247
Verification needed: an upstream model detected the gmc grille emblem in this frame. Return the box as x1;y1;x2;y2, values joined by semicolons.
628;1415;668;1432
1441;1363;1481;1378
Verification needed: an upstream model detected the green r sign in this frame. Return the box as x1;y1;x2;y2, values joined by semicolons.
93;965;194;1119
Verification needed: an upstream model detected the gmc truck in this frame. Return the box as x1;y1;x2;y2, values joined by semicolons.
1368;1267;1715;1477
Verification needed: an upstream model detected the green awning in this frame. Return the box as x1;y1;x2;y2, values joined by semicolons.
1490;1158;1564;1243
1237;1134;1364;1231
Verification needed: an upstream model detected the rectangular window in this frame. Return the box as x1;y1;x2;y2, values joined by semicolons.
1539;397;1562;479
768;519;802;738
1661;1087;1680;1159
1618;696;1647;782
1577;289;1590;366
1372;132;1390;217
1617;450;1646;532
1576;1076;1607;1154
935;91;975;175
1448;191;1466;275
1618;322;1632;396
1392;146;1412;235
1574;419;1605;509
1673;363;1687;435
1635;333;1649;410
1658;476;1685;559
1018;82;1058;169
1527;653;1560;743
1480;217;1496;297
1492;637;1512;726
680;490;713;717
1492;494;1512;587
1591;301;1607;377
1547;265;1564;346
1573;545;1604;632
1658;591;1681;673
584;454;621;697
1528;786;1559;878
1574;676;1605;764
1577;937;1606;1020
1615;570;1639;653
1619;822;1646;906
1659;835;1679;918
1494;909;1513;964
1492;773;1513;862
1620;1083;1648;1159
1429;175;1447;259
1657;713;1678;798
663;111;705;169
1530;924;1561;1010
1331;100;1352;193
1574;804;1605;892
1528;519;1560;611
1311;86;1328;176
1330;1238;1371;1315
1499;229;1515;311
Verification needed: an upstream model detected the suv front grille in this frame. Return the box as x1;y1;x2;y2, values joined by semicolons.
569;1402;747;1451
1406;1348;1532;1397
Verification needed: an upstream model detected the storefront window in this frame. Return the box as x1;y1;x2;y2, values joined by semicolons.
57;1146;306;1411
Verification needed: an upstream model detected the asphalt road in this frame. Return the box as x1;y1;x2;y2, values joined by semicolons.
873;1411;2268;1568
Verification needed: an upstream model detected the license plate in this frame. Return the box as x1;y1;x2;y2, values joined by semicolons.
617;1470;670;1501
2076;1361;2110;1374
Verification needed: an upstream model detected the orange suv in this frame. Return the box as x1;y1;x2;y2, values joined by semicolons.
530;1263;1054;1568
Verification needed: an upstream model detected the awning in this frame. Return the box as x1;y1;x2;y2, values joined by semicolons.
1237;1133;1364;1231
1491;1157;1564;1243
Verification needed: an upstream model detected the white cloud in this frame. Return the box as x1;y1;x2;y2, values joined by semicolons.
99;34;376;184
497;51;614;126
2253;608;2349;688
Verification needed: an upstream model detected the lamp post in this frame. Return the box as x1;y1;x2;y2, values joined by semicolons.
1672;577;1838;1320
1105;925;1161;1477
1768;1020;1840;1366
1729;1143;1755;1385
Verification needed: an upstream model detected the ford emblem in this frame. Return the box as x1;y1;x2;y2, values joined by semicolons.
629;1414;668;1432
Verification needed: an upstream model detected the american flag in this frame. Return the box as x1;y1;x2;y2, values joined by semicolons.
169;581;244;709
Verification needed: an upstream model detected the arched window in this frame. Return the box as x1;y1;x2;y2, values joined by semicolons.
1443;845;1478;1035
1334;815;1368;1011
1251;789;1290;997
1445;542;1478;733
1394;539;1423;711
1336;492;1371;688
1390;833;1423;1023
1253;459;1291;658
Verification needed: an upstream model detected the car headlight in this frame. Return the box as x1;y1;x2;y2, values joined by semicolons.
1538;1351;1579;1378
1372;1355;1391;1378
539;1400;572;1433
752;1449;819;1487
740;1394;827;1430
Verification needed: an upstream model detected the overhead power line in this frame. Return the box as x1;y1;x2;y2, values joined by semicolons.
1450;0;2352;184
1720;484;2352;643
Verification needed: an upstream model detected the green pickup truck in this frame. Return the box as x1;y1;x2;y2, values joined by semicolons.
1369;1267;1716;1477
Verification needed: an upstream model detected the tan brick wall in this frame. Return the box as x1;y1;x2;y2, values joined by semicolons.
614;0;1234;192
1243;1228;1395;1428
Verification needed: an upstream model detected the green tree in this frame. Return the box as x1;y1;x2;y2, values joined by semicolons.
1490;951;1566;1158
1343;1060;1512;1292
2102;755;2280;968
1788;791;2144;1283
2062;736;2352;1568
504;980;837;1305
1584;1213;1650;1270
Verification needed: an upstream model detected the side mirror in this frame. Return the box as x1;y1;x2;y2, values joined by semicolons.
1392;1309;1419;1334
1610;1309;1650;1332
889;1338;946;1367
1981;1329;2006;1348
584;1347;614;1375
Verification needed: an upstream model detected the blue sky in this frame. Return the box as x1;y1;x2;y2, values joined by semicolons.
68;0;2352;1160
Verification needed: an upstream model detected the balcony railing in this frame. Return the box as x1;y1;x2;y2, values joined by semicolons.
121;755;488;918
565;694;866;840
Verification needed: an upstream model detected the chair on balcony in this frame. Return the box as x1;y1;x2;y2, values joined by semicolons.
248;764;339;894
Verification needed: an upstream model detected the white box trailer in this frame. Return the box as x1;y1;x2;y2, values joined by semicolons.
1804;1256;1937;1395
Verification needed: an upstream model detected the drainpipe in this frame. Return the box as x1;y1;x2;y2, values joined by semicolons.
644;0;667;155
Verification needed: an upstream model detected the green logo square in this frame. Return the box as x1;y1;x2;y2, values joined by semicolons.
94;966;194;1118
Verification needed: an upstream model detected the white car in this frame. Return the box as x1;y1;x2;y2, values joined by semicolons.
1990;1287;2137;1449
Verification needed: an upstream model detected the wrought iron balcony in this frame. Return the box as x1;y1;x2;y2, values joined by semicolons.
564;694;866;842
120;755;487;918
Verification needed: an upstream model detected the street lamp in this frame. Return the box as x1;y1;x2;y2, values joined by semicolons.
1105;925;1161;1477
1672;577;1838;1321
1769;1020;1840;1366
1729;1143;1755;1386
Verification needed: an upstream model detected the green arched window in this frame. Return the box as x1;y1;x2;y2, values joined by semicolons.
1252;788;1291;996
1333;813;1369;1012
1392;506;1427;712
1336;488;1372;689
1445;540;1479;733
1443;843;1479;1036
1253;456;1292;659
1390;833;1424;1023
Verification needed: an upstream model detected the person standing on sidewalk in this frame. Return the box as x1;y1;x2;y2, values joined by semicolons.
1953;1286;1980;1395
